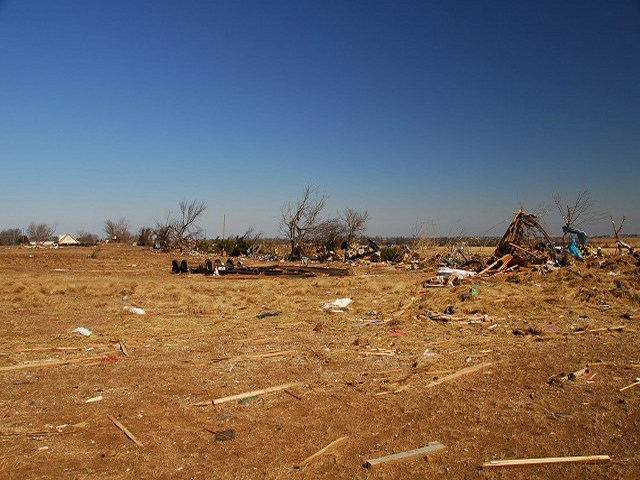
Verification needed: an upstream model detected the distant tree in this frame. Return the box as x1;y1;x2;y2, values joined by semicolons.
76;230;99;244
152;200;207;250
309;217;344;253
339;208;369;248
137;226;154;247
27;222;56;245
104;218;132;242
0;228;22;246
173;200;207;246
280;185;326;260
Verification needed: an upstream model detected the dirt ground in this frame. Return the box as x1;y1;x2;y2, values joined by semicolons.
1;243;639;479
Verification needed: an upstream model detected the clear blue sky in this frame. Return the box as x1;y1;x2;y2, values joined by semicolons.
1;0;639;238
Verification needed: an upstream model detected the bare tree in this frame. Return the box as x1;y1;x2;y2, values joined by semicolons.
173;200;207;245
152;200;207;250
27;222;56;245
553;190;604;228
76;230;99;244
137;227;154;247
339;208;369;248
309;217;344;254
0;228;22;246
280;185;326;260
104;218;131;242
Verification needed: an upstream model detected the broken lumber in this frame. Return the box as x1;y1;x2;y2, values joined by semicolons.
424;362;491;389
297;436;348;468
0;355;106;372
212;350;295;363
364;441;445;468
107;414;143;447
482;454;610;468
119;339;129;357
195;382;301;406
17;347;81;353
619;379;640;392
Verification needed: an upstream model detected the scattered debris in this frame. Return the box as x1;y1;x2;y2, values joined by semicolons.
85;395;103;403
297;436;348;468
0;356;107;372
107;414;144;447
364;441;445;468
72;327;92;337
173;259;351;277
424;362;491;389
482;454;610;469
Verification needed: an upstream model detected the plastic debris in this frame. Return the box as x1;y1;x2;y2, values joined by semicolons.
436;267;476;279
322;298;352;313
123;306;146;315
72;327;92;337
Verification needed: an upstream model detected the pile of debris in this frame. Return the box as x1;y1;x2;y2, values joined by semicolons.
171;259;351;277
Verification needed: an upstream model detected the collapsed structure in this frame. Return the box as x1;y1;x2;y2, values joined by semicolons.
492;209;557;265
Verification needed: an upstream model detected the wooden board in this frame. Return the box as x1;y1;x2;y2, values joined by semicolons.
482;454;610;468
364;441;445;468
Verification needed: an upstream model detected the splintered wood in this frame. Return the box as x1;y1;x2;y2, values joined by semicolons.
0;356;107;372
297;436;348;468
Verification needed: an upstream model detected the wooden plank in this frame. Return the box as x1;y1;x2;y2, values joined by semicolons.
0;355;106;372
297;436;348;467
107;414;144;447
364;441;445;468
620;379;640;392
482;454;610;468
212;350;295;363
424;362;491;389
18;347;81;353
194;382;301;406
119;339;129;357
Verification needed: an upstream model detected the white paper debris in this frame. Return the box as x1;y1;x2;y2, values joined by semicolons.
123;306;146;315
72;327;92;337
322;298;352;313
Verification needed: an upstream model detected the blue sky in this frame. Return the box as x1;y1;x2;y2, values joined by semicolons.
1;0;639;238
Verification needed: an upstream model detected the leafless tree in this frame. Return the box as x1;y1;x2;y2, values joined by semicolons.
152;200;207;250
309;217;344;253
339;208;369;248
0;228;22;246
280;185;326;260
137;227;154;247
553;190;604;228
27;222;56;245
76;230;99;244
104;218;132;242
173;200;207;244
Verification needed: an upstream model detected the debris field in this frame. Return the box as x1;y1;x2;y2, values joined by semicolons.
1;243;639;479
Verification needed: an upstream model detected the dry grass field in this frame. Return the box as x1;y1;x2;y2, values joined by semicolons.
1;243;639;479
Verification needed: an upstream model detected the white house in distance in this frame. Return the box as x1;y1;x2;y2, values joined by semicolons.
57;233;80;246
